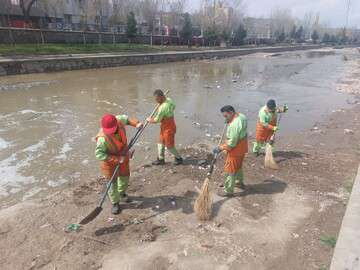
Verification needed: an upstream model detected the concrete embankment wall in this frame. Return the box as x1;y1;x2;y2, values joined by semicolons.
330;165;360;270
0;45;322;76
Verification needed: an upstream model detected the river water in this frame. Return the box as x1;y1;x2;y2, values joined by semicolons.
0;48;355;207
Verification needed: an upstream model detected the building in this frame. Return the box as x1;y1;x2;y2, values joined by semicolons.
243;17;271;40
0;0;48;28
0;0;111;31
202;0;233;27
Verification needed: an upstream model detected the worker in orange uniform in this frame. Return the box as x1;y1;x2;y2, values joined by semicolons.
253;99;288;156
213;105;248;197
147;89;183;165
95;114;143;214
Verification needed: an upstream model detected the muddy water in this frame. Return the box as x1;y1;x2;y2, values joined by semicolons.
0;49;355;207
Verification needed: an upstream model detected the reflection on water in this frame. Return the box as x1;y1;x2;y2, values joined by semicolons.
0;49;354;206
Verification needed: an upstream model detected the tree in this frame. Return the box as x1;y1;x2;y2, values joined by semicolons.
311;30;319;43
180;12;192;46
277;28;286;42
92;0;111;31
140;0;159;34
221;29;231;43
290;25;297;40
322;33;330;43
3;0;15;27
41;0;65;28
204;24;220;46
338;28;348;44
126;11;137;38
330;34;338;44
165;0;186;36
295;26;304;41
232;23;246;45
270;8;295;40
19;0;38;23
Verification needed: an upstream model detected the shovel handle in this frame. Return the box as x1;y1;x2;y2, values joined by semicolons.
269;113;282;145
98;164;120;207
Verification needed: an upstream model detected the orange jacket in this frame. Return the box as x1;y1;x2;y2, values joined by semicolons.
96;120;131;178
256;113;277;142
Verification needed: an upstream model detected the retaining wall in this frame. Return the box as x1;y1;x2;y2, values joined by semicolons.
0;45;322;76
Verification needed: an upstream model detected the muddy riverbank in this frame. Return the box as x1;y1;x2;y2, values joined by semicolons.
0;48;360;270
0;97;359;270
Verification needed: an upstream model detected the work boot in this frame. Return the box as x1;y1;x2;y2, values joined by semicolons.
216;190;234;198
174;157;183;165
235;182;246;191
111;203;121;215
152;158;165;166
120;194;132;203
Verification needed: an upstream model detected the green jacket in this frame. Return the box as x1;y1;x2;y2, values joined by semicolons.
153;97;176;123
258;106;277;128
226;113;248;148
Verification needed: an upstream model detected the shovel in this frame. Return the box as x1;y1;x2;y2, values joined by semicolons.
79;91;169;225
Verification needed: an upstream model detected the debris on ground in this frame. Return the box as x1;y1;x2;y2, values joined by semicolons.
344;128;354;134
65;223;81;233
140;232;156;242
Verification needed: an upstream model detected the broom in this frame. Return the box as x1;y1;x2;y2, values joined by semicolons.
194;124;227;221
264;114;282;170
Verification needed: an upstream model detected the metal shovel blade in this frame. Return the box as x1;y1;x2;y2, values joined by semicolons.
79;206;103;225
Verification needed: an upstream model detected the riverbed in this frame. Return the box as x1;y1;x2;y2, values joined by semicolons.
0;48;357;207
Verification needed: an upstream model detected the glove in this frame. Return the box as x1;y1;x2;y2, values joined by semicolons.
107;155;120;165
118;156;126;164
136;122;144;129
213;146;221;154
272;126;279;132
283;104;288;112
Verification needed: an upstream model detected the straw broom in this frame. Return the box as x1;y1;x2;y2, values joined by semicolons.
264;114;282;170
264;140;279;170
194;124;227;221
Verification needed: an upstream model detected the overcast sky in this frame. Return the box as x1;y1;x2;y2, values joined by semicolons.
187;0;360;28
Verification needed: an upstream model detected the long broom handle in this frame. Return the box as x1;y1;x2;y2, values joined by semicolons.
98;90;170;207
270;112;282;143
207;123;228;177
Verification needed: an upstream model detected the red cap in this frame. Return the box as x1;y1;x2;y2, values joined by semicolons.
101;114;118;135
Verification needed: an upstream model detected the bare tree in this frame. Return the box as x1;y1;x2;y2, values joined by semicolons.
301;12;321;40
139;0;159;34
2;0;14;26
163;0;186;35
40;0;65;25
270;8;295;39
19;0;38;22
91;0;111;31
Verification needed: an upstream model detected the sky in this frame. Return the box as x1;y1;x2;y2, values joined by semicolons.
187;0;360;28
